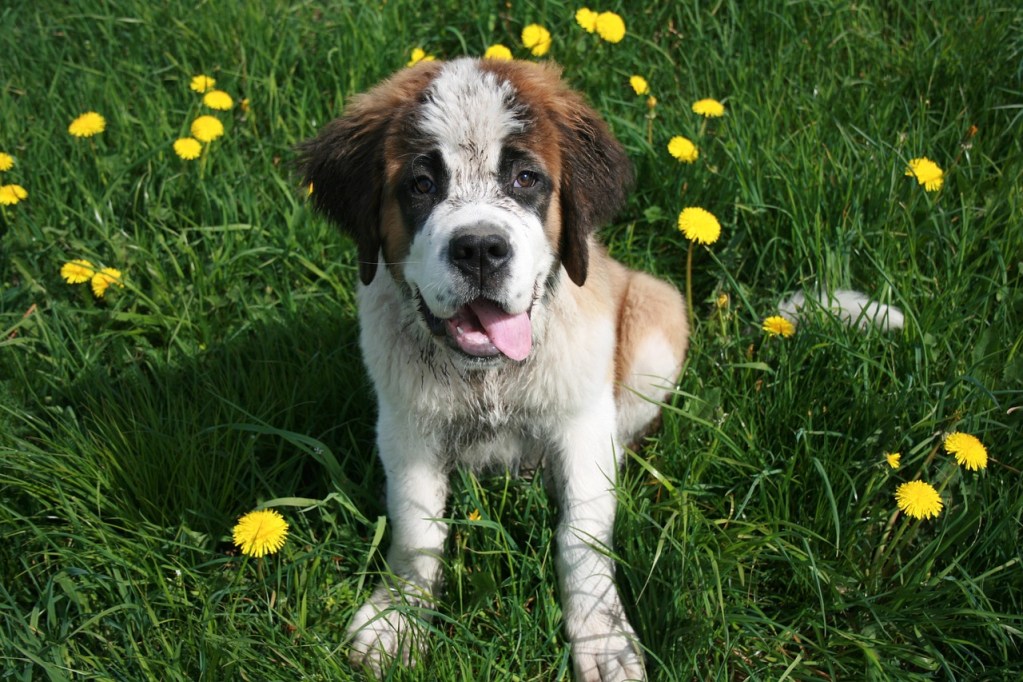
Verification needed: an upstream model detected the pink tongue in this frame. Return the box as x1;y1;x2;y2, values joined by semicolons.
468;299;532;361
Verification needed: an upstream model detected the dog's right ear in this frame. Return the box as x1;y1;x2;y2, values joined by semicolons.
297;109;385;285
296;63;441;285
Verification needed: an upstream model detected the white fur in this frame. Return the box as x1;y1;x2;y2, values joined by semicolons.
779;288;904;331
419;60;524;168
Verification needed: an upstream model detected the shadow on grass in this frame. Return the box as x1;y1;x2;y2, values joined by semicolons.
41;301;381;542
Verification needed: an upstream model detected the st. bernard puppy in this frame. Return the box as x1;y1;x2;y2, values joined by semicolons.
299;57;688;681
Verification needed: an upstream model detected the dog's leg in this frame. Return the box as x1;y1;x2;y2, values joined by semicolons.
347;405;449;676
553;390;646;682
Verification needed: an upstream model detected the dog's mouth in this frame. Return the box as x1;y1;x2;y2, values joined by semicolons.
418;296;532;362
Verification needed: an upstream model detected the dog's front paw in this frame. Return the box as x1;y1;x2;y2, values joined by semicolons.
569;616;646;682
347;591;427;677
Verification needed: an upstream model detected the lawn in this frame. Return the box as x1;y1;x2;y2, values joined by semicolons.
1;1;1021;679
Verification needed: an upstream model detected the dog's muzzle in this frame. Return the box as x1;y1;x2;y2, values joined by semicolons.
414;226;534;361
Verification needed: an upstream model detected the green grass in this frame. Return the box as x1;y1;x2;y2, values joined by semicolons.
2;1;1021;679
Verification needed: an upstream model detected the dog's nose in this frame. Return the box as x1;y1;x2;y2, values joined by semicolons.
449;229;512;283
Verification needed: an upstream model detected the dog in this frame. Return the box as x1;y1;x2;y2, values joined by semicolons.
298;57;688;681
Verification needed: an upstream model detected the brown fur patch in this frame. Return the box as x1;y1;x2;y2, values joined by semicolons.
296;61;442;284
478;60;634;286
378;199;409;281
613;270;689;396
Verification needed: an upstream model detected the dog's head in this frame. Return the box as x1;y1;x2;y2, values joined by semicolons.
297;58;632;364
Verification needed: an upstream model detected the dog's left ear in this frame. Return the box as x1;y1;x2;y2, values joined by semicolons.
556;103;634;286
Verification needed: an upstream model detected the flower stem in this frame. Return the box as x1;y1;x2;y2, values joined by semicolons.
90;139;107;186
872;507;906;583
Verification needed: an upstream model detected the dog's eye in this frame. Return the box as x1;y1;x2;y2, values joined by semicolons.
412;175;436;195
513;170;538;189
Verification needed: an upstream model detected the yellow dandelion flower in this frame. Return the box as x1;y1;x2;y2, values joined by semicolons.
692;98;725;118
905;157;944;192
90;268;123;298
647;95;658;109
595;11;626;43
191;115;225;143
0;184;28;206
307;182;314;197
886;452;901;469
233;509;289;558
484;44;513;61
0;152;14;172
173;137;202;160
239;98;250;114
677;207;721;245
61;259;96;284
522;24;552;57
190;74;216;93
467;509;482;522
629;75;649;96
944;431;988;471
407;47;435;67
716;292;730;309
68;112;106;138
668;136;699;163
762;315;796;338
203;89;234;110
575;8;598;33
895;480;943;520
